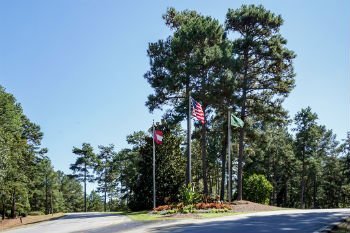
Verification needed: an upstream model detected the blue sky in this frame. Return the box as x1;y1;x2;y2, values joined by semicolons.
1;0;349;182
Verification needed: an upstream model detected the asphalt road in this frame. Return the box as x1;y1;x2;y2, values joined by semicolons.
3;209;350;233
2;213;138;233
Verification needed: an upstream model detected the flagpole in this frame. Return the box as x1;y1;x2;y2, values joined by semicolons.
187;91;192;185
227;109;232;203
152;120;156;209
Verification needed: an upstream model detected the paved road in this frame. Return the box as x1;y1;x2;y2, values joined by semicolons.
3;209;350;233
2;213;138;233
129;209;350;233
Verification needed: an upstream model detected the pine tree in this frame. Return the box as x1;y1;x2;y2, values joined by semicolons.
145;8;231;194
70;143;96;212
225;4;296;200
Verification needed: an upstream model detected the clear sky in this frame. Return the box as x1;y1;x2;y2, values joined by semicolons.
1;0;349;182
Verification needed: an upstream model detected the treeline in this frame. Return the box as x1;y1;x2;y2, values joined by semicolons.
70;114;350;211
0;86;84;218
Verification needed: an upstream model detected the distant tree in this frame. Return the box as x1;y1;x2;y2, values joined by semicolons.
338;132;350;207
293;107;322;208
95;144;117;212
244;124;297;207
70;143;96;212
57;172;84;212
87;191;104;212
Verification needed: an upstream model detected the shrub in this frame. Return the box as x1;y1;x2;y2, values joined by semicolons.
20;212;27;217
244;174;273;204
28;211;44;216
194;202;232;210
154;205;172;211
179;183;201;206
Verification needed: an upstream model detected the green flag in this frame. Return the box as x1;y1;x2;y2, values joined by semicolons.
231;113;244;128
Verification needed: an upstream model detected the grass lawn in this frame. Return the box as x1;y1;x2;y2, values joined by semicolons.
197;212;244;218
114;210;246;221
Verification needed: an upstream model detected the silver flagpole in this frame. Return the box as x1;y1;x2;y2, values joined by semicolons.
187;91;192;184
227;109;232;203
153;120;156;209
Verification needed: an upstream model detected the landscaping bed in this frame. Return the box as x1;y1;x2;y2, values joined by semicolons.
150;200;283;218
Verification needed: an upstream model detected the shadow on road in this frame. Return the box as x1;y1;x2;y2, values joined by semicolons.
147;212;350;233
58;213;120;220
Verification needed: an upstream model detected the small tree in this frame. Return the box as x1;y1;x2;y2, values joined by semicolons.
244;174;272;204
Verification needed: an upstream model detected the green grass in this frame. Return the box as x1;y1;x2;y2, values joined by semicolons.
197;212;243;219
112;210;247;221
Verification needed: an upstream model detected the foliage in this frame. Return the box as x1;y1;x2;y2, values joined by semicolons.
125;123;186;211
70;143;96;212
179;184;201;206
94;144;118;212
0;85;85;218
87;191;104;212
2;5;350;216
28;211;44;216
244;174;273;205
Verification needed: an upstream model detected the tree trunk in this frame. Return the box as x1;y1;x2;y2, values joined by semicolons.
313;174;317;208
208;172;212;196
2;199;5;220
104;156;107;212
50;190;53;215
220;126;227;201
201;116;208;195
10;189;15;218
216;164;220;196
45;174;49;215
104;182;107;212
237;47;248;201
84;159;87;212
300;150;305;209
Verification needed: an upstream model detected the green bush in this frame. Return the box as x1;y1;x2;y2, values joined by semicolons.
244;174;273;205
179;183;201;206
20;212;27;217
28;211;44;216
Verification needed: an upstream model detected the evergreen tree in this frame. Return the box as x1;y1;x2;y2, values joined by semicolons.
70;143;96;212
293;107;322;208
87;191;104;212
95;144;117;212
126;123;186;210
225;4;296;200
145;8;231;194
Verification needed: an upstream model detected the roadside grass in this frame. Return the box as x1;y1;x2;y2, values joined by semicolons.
113;210;247;221
197;212;244;219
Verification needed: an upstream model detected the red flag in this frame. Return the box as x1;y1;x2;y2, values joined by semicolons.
154;130;163;145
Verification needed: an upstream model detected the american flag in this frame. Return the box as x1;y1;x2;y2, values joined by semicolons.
191;97;205;125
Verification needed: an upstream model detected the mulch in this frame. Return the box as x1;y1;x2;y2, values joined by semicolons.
231;200;282;212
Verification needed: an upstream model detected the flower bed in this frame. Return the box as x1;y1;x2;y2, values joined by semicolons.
152;202;233;215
